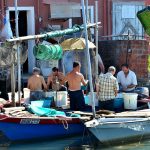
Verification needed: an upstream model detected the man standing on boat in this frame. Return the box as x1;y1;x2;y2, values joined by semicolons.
27;67;47;91
64;61;88;111
117;64;137;92
96;66;119;111
47;67;67;91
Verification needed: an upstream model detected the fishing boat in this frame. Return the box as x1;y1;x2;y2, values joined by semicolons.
0;107;85;141
85;109;150;144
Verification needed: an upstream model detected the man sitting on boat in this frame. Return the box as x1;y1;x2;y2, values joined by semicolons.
96;66;119;111
64;61;88;111
27;67;47;91
117;64;137;92
47;67;67;91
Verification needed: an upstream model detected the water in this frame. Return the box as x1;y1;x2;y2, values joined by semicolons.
1;135;150;150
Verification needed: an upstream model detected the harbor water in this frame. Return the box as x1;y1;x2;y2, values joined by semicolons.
1;134;150;150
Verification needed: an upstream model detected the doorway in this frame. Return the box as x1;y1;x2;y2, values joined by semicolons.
6;7;35;73
112;1;144;40
9;11;28;73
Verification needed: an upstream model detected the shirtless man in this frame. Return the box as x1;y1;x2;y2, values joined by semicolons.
27;67;47;91
47;67;66;91
64;61;88;111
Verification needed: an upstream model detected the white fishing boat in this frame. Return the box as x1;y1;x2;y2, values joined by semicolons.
85;110;150;144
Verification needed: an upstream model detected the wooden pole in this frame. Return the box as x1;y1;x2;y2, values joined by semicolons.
81;0;96;118
7;23;101;43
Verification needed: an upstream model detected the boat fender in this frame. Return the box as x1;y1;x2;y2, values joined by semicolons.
84;119;99;127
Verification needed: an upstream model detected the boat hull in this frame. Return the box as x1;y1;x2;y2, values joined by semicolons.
0;115;84;141
85;118;150;144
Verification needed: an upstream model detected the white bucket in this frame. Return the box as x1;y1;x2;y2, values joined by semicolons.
56;91;67;107
23;88;30;104
8;92;22;102
123;93;138;110
45;91;68;107
23;88;30;99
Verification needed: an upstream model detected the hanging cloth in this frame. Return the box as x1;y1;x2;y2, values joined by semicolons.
137;6;150;36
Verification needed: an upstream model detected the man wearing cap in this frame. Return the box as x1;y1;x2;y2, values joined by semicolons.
27;67;47;91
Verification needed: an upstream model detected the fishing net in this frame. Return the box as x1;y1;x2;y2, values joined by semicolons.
137;6;150;36
0;42;27;68
33;43;63;60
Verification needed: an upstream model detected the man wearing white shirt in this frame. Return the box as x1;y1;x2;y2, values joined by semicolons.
117;64;137;92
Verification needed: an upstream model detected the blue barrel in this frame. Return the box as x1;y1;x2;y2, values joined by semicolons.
114;98;124;110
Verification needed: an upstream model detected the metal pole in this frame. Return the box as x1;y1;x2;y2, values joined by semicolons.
85;0;89;23
84;0;88;81
95;0;99;77
15;0;21;106
81;0;96;118
126;30;130;64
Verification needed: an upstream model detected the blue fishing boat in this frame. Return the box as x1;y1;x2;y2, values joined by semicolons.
0;111;85;141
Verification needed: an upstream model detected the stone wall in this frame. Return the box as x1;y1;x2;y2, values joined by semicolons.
99;40;149;84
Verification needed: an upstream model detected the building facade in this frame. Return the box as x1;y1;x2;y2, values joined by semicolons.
0;0;149;84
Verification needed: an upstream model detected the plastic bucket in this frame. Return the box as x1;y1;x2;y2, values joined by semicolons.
135;87;149;96
45;91;56;101
84;92;98;106
84;95;89;105
56;91;67;107
123;93;138;110
23;88;30;99
30;91;45;101
31;98;52;108
8;92;22;102
114;98;124;109
114;93;124;108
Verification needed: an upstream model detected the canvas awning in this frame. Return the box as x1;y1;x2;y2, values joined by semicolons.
60;38;96;50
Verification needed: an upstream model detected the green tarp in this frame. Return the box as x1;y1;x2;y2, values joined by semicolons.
137;6;150;36
28;105;81;118
28;105;66;117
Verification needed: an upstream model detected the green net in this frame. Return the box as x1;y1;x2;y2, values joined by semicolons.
33;44;63;60
0;42;27;68
137;6;150;36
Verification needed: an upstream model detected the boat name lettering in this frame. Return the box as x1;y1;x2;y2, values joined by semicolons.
20;119;40;124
